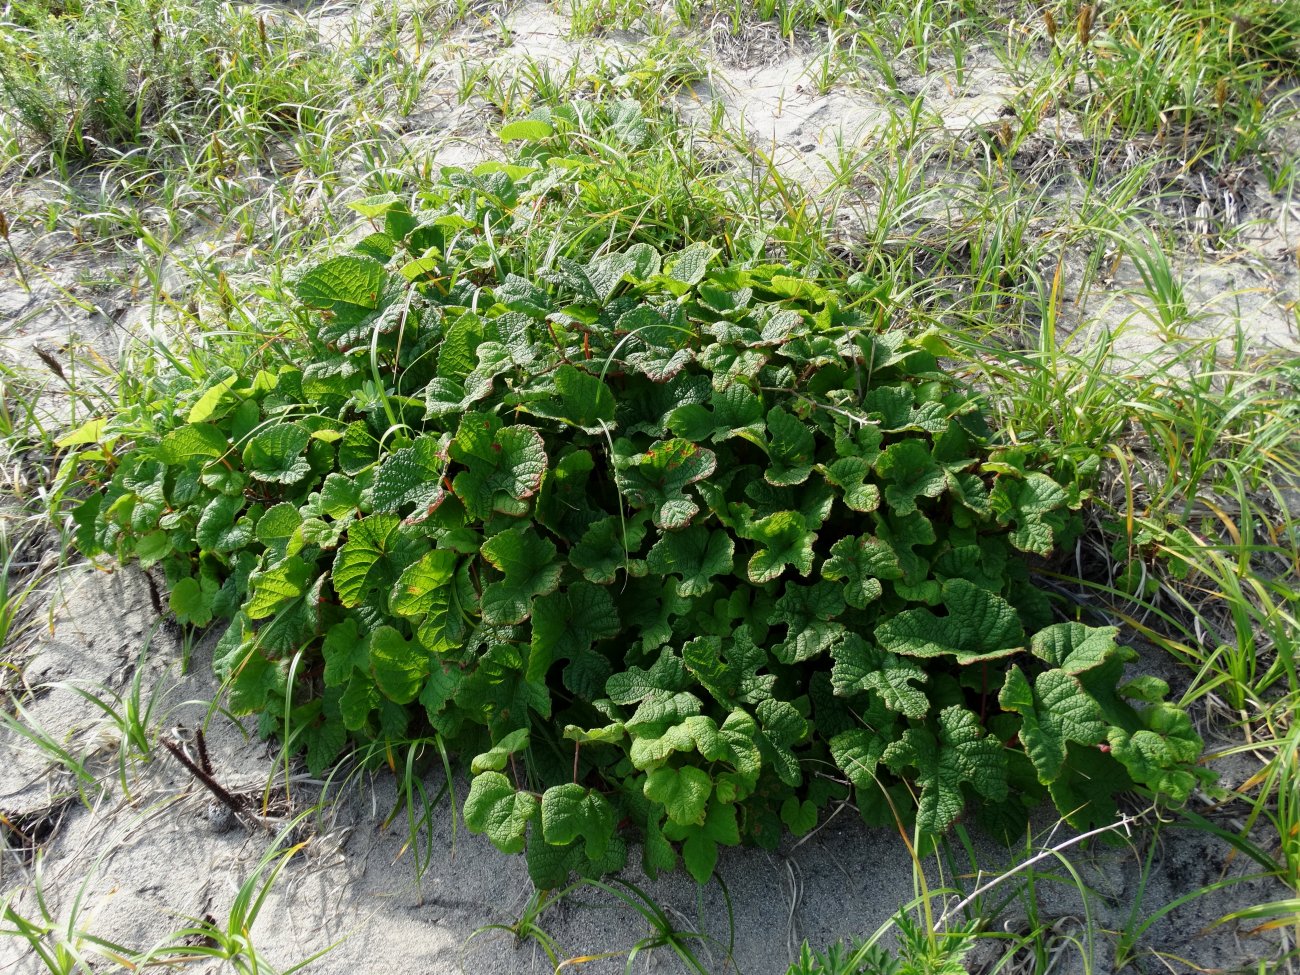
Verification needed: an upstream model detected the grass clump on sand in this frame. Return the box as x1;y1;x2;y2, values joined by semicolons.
0;0;347;171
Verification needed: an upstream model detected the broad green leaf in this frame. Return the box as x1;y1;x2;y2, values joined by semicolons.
134;532;171;566
450;413;547;519
622;242;661;280
990;472;1071;557
664;243;716;286
523;833;589;890
479;525;561;624
623;577;690;652
520;364;616;432
541;784;617;860
682;631;774;708
348;192;401;218
220;640;288;715
535;450;597;539
607;99;649;147
369;626;429;704
643;817;677;879
301;698;347;775
874;508;937;585
336;685;381;741
495;275;551;318
499;119;553;142
830;727;892;791
471;728;531;774
55;417;108;448
644;765;711;826
742;510;815;584
757;698;807;786
196;493;252;553
246;556;314;620
528;582;618;684
874;440;946;515
463;771;536;854
322;617;368;687
833;422;884;465
830;634;929;719
771;582;845;664
1047;745;1122;829
1117;675;1172;703
1106;703;1206;803
666;383;764;444
883;706;1008;835
332;514;424;609
821;534;902;608
187;374;239;424
781;796;818;836
425;376;492;419
763;406;816;486
247;574;322;655
338;422;378;475
932;538;1007;592
242;423;311;485
625;691;702;733
1000;666;1105;784
372;434;451;520
820;457;880;513
416;578;467;655
301;473;364;520
437;313;485;382
629;714;724;768
607;648;688;705
616;306;694;382
665;800;739;884
169;575;216;628
570;512;649;584
416;663;464;734
453;638;549;728
563;721;626;745
255;503;301;554
614;438;717;530
156;423;229;464
718;709;762;787
862;384;950;434
646;524;733;597
582;252;638;304
1030;623;1121;675
876;579;1024;664
947;471;991;516
296;255;387;310
697;338;766;387
354;231;394;261
390;549;458;619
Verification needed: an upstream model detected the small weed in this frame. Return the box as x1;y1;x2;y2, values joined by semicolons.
0;696;103;808
138;809;345;974
0;855;136;974
51;637;167;798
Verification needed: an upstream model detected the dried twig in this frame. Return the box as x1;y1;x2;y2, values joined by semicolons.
161;733;247;818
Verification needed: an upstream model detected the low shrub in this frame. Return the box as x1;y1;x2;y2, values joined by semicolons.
63;116;1212;886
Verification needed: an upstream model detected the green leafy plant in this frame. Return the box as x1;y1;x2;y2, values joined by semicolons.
788;938;901;975
63;109;1213;888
